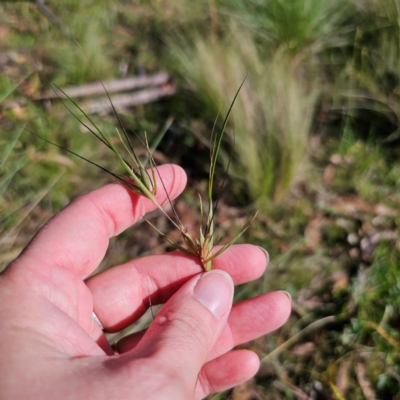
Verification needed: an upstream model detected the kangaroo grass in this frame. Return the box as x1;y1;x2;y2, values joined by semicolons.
28;73;253;271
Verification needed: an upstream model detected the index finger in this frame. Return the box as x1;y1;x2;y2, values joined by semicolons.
12;164;187;279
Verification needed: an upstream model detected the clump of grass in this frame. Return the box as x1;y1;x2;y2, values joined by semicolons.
331;0;400;146
227;0;354;56
169;29;320;209
164;0;357;210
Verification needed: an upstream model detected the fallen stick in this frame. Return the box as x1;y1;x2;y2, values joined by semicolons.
3;79;175;113
82;84;176;114
36;72;171;100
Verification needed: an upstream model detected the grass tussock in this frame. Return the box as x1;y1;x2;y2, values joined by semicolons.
170;29;320;208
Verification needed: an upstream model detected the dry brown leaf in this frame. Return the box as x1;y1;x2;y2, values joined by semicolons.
0;26;9;39
355;362;377;400
374;204;398;217
10;104;27;120
41;153;76;168
327;195;397;216
304;217;324;249
23;73;40;97
323;163;336;187
331;270;350;292
230;379;262;400
348;247;360;259
336;359;352;397
291;342;316;357
330;154;354;166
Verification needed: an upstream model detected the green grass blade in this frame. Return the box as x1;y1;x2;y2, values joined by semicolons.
52;84;113;149
0;74;30;104
204;77;247;269
23;128;135;188
0;157;28;198
148;117;174;159
0;125;25;168
207;75;247;203
205;211;257;263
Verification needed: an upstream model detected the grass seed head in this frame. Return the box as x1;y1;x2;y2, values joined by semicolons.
33;63;251;272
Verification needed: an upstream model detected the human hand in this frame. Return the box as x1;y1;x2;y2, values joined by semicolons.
0;164;291;399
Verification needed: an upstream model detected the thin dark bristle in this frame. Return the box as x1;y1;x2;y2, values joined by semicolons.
42;52;182;225
149;152;184;228
52;84;135;168
127;128;184;229
51;84;112;150
74;41;139;165
56;44;183;232
96;78;138;163
205;122;235;237
205;77;247;237
209;105;222;166
25;128;127;184
129;129;151;166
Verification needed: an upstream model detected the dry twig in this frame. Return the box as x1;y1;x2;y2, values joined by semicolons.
355;362;377;400
37;73;171;100
83;84;176;114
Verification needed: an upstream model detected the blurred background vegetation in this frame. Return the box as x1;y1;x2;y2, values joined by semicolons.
1;0;400;398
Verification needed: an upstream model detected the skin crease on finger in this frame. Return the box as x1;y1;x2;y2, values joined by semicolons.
86;244;268;332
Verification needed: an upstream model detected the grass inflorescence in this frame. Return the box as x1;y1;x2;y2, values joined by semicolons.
26;66;252;272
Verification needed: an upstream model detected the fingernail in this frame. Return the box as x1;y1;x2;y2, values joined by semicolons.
257;246;270;265
193;270;234;319
278;290;291;301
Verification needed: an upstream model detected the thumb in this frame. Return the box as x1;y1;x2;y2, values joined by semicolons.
134;270;234;397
